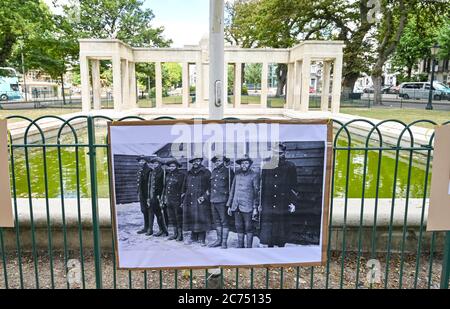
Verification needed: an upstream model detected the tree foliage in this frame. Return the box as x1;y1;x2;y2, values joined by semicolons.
0;0;53;67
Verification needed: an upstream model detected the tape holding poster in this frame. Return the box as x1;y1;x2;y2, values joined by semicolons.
427;125;450;231
0;119;14;227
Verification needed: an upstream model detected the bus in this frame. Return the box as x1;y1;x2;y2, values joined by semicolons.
0;67;22;101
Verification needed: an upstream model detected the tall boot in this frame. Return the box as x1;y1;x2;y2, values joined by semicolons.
246;233;253;248
137;210;149;234
221;228;229;249
208;227;222;247
176;227;183;241
191;232;199;242
237;233;245;248
167;226;178;240
146;211;154;236
199;232;206;246
154;213;168;237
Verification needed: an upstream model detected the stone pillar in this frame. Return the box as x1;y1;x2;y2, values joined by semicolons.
195;61;203;108
91;59;101;110
321;61;331;112
293;61;301;110
331;56;343;113
112;55;123;111
286;62;294;109
155;61;163;108
260;62;268;108
299;56;311;112
182;62;189;107
234;62;242;107
129;61;137;109
122;59;130;109
80;55;91;112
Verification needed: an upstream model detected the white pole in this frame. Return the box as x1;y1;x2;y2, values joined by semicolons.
209;0;225;120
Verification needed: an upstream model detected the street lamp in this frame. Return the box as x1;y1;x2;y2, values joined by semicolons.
426;43;440;110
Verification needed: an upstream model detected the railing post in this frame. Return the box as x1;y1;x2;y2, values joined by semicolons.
87;116;103;289
440;231;450;289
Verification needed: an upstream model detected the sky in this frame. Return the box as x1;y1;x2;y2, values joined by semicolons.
144;0;209;47
44;0;235;47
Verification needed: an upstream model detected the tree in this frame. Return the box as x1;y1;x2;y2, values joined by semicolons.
0;0;53;66
391;16;436;80
62;0;171;47
371;0;448;105
436;19;450;60
225;0;376;96
244;63;262;87
60;0;172;88
162;63;182;91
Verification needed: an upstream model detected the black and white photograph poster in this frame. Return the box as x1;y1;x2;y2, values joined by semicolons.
108;120;332;269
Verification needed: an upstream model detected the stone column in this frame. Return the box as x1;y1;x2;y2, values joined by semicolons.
260;62;268;108
195;61;203;108
112;55;123;111
234;62;242;107
331;56;343;113
320;61;331;112
129;61;137;109
286;62;294;109
122;59;130;109
91;60;101;110
80;55;91;112
155;61;163;108
293;61;302;110
182;62;190;107
299;56;311;112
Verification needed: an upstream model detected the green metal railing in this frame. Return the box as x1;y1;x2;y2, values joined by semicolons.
0;115;449;289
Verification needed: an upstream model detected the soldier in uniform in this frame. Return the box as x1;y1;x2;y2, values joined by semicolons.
208;155;234;248
259;143;298;247
226;155;259;248
162;158;185;241
136;155;151;234
147;157;168;237
182;157;212;246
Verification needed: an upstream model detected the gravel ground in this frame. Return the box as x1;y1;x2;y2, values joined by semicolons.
0;251;443;289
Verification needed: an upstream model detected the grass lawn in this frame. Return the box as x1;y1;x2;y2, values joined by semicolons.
0;108;81;123
340;108;450;128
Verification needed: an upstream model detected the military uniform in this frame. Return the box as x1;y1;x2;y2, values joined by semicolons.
259;157;298;247
182;164;212;242
137;162;151;233
227;163;259;248
147;164;168;236
209;160;234;248
162;164;185;240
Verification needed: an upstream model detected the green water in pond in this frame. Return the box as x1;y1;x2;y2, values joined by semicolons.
9;131;431;199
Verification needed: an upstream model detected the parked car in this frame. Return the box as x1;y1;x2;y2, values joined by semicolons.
399;82;449;100
381;85;399;94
